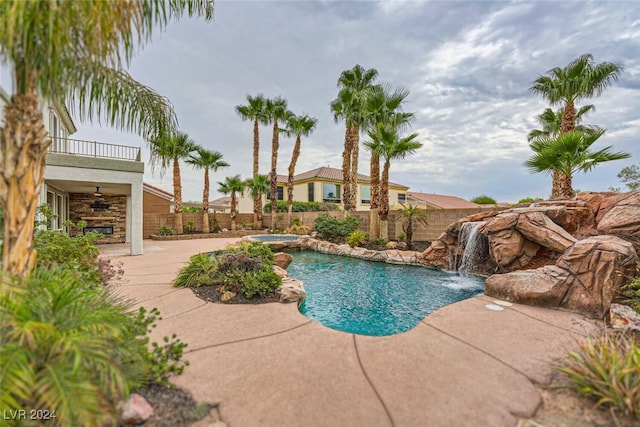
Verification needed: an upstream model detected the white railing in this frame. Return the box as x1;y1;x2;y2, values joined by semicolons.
48;137;141;161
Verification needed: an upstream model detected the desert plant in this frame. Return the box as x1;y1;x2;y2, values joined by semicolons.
185;221;196;233
241;269;282;298
173;253;217;288
471;195;497;205
371;237;388;249
287;224;311;235
517;197;544;204
0;268;149;426
314;213;360;242
398;231;406;242
347;230;368;247
621;266;640;314
559;330;640;420
157;225;174;236
400;204;428;250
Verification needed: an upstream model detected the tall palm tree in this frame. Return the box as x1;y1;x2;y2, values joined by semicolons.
265;97;292;230
149;132;197;234
218;175;245;231
363;84;414;240
280;114;318;226
245;174;270;228
529;53;623;198
186;147;229;233
331;65;379;213
235;94;269;227
0;0;213;279
525;130;630;196
365;123;422;240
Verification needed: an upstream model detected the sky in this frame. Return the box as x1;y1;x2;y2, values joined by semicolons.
72;0;640;203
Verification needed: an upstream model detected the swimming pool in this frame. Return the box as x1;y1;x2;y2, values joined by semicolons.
288;251;484;336
245;234;300;242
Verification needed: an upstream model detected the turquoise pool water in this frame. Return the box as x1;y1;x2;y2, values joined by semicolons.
289;251;484;336
248;234;299;242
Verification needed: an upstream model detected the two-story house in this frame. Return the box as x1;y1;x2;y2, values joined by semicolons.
1;61;144;255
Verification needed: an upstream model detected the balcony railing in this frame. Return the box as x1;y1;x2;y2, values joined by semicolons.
47;137;141;161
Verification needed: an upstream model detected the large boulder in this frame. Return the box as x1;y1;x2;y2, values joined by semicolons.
278;278;306;303
515;211;577;252
486;235;638;318
274;252;293;270
596;192;640;251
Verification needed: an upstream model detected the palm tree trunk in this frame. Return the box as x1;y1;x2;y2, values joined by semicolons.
230;192;237;231
406;219;413;250
202;168;210;233
378;160;390;240
0;93;49;279
368;152;380;240
270;121;279;230
349;125;360;214
287;135;301;228
173;159;183;234
253;118;261;229
341;126;352;215
551;101;578;199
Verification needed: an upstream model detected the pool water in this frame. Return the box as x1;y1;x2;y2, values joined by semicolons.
289;251;485;336
248;234;299;242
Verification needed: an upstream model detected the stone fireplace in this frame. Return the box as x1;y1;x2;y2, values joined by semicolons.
69;193;126;243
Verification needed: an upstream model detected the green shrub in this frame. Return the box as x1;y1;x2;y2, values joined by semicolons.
517;196;544;204
185;221;196;233
34;228;105;286
314;213;360;242
471;195;497;205
0;268;148;426
264;201;341;213
209;215;221;233
157;225;174;236
559;331;640;420
226;241;275;263
398;231;406;242
242;269;282;298
173;253;218;287
621;266;640;314
347;230;367;247
371;237;388;248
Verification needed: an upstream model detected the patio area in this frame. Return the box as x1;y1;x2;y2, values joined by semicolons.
106;239;600;427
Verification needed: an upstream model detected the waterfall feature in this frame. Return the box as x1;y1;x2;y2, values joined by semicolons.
457;221;488;273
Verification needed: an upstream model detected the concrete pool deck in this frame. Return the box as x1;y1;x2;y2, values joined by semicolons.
105;239;601;427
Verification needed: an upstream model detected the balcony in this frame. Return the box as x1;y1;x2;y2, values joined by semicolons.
48;137;141;162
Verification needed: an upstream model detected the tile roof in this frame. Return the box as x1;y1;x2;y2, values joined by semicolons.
143;182;174;200
292;166;407;188
407;192;479;209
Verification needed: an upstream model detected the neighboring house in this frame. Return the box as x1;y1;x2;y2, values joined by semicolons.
237;166;410;213
182;196;231;213
1;60;145;255
407;192;479;209
143;183;173;214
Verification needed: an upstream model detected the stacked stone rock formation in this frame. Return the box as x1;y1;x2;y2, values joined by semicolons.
419;192;640;319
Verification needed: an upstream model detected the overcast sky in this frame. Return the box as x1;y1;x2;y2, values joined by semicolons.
72;0;640;203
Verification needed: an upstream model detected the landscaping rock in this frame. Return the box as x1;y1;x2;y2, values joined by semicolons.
609;303;640;331
278;278;306;303
220;291;236;303
485;265;570;307
274;252;293;270
516;211;577;252
119;393;153;425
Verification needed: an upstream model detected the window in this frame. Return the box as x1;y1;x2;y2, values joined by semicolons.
276;186;284;201
398;193;406;204
322;183;341;203
308;183;314;202
360;185;371;204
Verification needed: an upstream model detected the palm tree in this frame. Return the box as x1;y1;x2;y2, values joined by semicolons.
525;130;630;196
527;106;598;142
399;204;428;250
363;84;414;240
235;94;269;227
280;114;318;226
245;174;270;228
0;1;213;279
529;53;623;198
186;147;229;233
217;175;245;231
331;65;379;213
365;123;422;240
149;132;197;234
265;97;292;230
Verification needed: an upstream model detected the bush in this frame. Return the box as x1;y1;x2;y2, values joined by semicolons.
0;268;148;425
398;231;406;242
173;243;281;299
621;265;640;314
314;213;359;242
264;201;341;213
173;253;218;287
517;196;544;204
347;230;367;247
185;221;196;233
34;228;105;286
559;331;640;420
286;218;310;235
157;225;174;236
471;195;497;205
